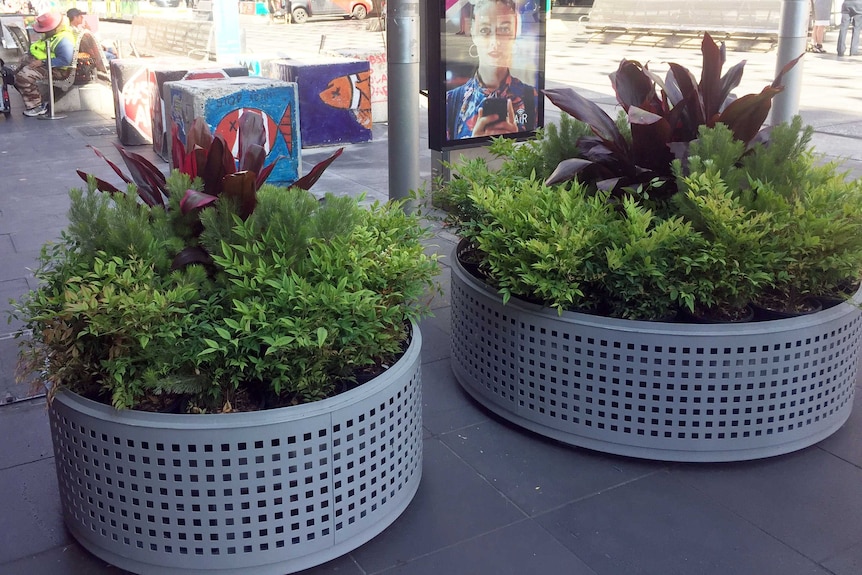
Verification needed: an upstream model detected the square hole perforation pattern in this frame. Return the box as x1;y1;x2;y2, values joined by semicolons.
450;258;862;460
517;315;861;449
47;337;423;573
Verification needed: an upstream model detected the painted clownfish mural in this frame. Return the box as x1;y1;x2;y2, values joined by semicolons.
319;71;372;130
214;106;297;156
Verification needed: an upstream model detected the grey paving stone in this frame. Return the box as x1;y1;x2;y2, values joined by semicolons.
349;438;525;573
817;391;862;467
418;316;450;364
421;358;488;436
382;518;598;575
293;553;365;574
440;417;662;516
822;540;862;575
536;471;829;575
0;457;71;564
0;399;53;468
0;543;129;575
673;448;862;564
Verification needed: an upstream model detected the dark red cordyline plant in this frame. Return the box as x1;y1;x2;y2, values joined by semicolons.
78;113;343;269
542;33;803;201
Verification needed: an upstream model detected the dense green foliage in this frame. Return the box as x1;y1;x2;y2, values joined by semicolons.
13;175;439;411
443;117;862;320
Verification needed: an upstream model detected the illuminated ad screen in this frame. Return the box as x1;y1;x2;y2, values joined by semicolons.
428;0;546;151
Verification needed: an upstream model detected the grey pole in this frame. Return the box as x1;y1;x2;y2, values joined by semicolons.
387;0;420;207
772;0;808;125
40;36;65;121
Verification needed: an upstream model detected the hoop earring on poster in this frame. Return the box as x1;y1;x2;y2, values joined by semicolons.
469;44;479;58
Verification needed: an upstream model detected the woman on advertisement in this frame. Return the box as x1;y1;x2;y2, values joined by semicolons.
445;0;538;141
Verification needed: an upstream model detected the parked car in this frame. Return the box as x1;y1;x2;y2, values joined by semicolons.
289;0;374;23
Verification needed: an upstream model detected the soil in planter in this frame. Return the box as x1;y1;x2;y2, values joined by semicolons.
679;304;755;324
752;293;822;321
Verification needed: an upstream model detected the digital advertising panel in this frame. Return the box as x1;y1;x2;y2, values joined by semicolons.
427;0;546;150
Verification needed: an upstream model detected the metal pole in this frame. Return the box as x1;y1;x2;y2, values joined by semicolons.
41;35;64;121
386;0;420;208
772;0;808;125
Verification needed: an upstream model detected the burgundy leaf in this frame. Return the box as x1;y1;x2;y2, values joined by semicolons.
202;137;228;197
115;145;167;207
699;32;724;120
89;145;133;184
239;144;266;175
221;172;258;220
667;63;704;127
772;52;804;88
172;123;191;176
629;107;674;171
171;246;213;271
596;177;623;192
219;135;237;176
717;60;746;112
717;85;784;144
545;158;594;187
610;59;660;113
543;88;629;155
255;156;285;189
238;112;266;162
180;189;218;215
293;148;344;190
187;117;213;154
76;170;124;195
193;147;208;180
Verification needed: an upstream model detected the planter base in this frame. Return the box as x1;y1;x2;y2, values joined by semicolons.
49;326;423;574
451;253;861;462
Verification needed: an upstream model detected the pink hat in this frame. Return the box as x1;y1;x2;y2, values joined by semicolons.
33;12;63;33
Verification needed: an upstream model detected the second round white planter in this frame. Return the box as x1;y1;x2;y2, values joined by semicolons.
451;252;862;462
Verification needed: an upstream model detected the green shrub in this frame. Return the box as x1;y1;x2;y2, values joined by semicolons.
12;178;439;411
445;114;862;320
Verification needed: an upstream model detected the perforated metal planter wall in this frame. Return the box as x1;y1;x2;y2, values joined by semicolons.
451;256;862;462
48;326;423;575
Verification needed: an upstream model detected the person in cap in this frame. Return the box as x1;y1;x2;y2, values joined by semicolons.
13;12;75;116
66;7;117;61
66;8;88;31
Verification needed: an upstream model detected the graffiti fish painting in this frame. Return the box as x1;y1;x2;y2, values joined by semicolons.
319;71;372;129
215;108;279;158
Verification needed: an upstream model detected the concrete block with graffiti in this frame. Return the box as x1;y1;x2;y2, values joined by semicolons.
109;58;248;150
271;56;372;148
151;66;249;162
110;57;180;146
165;76;301;187
324;49;388;123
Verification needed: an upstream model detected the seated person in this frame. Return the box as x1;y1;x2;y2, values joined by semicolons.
67;8;117;61
13;12;75;117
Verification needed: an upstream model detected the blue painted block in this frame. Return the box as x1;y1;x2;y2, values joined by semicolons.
271;56;372;148
165;76;301;187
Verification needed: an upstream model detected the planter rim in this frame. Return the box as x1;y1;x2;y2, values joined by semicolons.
52;319;421;430
452;249;862;336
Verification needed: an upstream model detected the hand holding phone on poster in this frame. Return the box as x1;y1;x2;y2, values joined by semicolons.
474;97;517;136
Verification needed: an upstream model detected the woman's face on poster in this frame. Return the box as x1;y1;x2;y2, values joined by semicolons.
471;1;517;69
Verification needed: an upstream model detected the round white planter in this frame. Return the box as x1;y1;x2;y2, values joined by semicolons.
48;326;423;575
451;253;862;462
